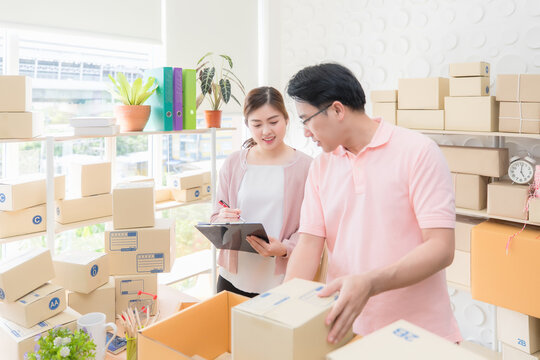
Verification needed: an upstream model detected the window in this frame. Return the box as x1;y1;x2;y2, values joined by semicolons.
116;135;150;180
0;32;4;75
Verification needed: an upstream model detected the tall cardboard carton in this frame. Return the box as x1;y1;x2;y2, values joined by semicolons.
69;161;111;197
52;252;109;294
398;78;449;110
112;182;155;229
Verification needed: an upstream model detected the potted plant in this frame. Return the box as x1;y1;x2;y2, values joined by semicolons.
108;72;158;132
27;327;96;359
196;52;246;128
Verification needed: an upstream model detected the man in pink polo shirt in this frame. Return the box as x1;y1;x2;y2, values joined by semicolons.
284;63;461;344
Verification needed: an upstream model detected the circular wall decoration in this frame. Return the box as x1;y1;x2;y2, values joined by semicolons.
407;57;431;77
533;54;540;67
464;304;486;326
413;13;429;27
330;43;347;59
470;33;487;48
443;9;456;24
525;27;540;49
500;1;516;16
373;17;386;32
443;33;458;50
393;37;410;55
468;4;485;23
373;40;386;54
502;29;519;45
527;0;540;16
496;55;528;74
394;10;410;28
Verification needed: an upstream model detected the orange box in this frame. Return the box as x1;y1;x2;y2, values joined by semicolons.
138;291;248;360
471;221;540;318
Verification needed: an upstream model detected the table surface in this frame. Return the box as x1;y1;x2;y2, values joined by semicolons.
106;284;200;360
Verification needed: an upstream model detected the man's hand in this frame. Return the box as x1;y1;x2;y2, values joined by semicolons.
246;235;287;257
318;274;373;344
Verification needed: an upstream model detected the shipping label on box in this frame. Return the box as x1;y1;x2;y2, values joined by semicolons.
497;74;540;102
0;76;32;112
449;62;490;78
397;109;444;130
167;172;204;190
112;182;155;230
499;102;540;134
172;187;203;202
0;307;79;360
452;173;488;210
68;277;115;323
55;193;112;224
0;204;46;239
446;250;470;289
0;174;65;211
114;274;157;316
449;76;490;96
0;283;65;328
0;248;55;303
233;278;353;360
398;77;449;110
444;96;498;132
487;182;529;220
69;161;111;197
439;146;509;177
503;343;540;360
497;307;540;354
52;252;109;294
455;216;484;252
0;112;43;139
371;90;397;103
373;102;397;125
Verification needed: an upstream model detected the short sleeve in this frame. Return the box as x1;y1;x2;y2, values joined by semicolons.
298;160;327;237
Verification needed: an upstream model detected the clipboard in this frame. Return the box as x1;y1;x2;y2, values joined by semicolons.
195;222;269;253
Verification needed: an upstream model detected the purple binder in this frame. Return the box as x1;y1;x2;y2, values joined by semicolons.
173;67;184;130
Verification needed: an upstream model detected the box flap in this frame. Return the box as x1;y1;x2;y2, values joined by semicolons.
0;248;49;273
16;283;63;306
54;251;105;265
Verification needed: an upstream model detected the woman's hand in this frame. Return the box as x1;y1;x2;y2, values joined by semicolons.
246;235;287;257
216;207;242;223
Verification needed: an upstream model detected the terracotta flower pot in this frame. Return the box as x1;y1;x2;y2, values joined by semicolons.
114;105;151;132
205;110;222;128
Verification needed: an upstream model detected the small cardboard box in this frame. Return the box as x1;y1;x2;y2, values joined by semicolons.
371;90;397;103
0;283;65;328
497;74;540;102
439;146;509;177
530;198;540;224
0;174;65;211
52;252;109;294
112;182;155;229
373;102;397;125
0;76;32;111
168;172;204;190
0;204;46;239
55;193;112;224
471;221;540;317
0;307;79;360
452;173;488;210
70;161;111;197
449;77;490;96
499;102;540;134
105;218;175;275
201;171;211;184
497;306;540;354
398;77;449;110
326;319;485;360
0;248;55;303
0;112;43;139
397;110;444;130
455;216;484;252
138;291;247;359
155;187;172;203
114;274;157;316
232;279;353;360
449;62;490;78
503;343;540;360
487;182;529;220
444;96;498;132
172;187;203;202
68;277;115;323
202;183;211;198
446;250;470;289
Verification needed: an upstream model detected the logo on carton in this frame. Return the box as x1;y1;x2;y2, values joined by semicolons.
56;207;60;216
486;86;489;94
33;215;42;225
0;288;5;300
49;297;60;310
195;190;200;197
393;328;419;342
207;186;210;192
174;180;179;188
518;338;527;347
0;193;5;203
90;265;99;277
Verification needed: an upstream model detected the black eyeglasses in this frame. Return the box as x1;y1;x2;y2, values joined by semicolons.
301;103;332;127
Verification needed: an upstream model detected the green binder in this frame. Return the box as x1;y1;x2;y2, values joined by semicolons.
182;69;197;130
144;67;173;131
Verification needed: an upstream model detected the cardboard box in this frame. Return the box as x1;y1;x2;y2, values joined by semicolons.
460;340;502;359
0;76;32;111
503;343;540;360
124;175;155;184
138;291;247;359
530;198;540;224
371;90;397;103
449;62;490;78
439;146;509;177
232;279;353;360
455;216;484;252
444;96;498;132
155;187;172;203
373;102;397;125
0;174;65;211
52;252;109;294
70;161;111;197
105;218;175;275
0;307;79;360
0;283;65;328
0;204;46;238
449;77;490;96
398;77;449;110
397;110;444;130
497;306;540;354
202;183;211;198
114;274;157;316
487;182;529;220
168;172;204;190
446;250;470;289
0;248;55;303
172;187;203;202
0;112;43;139
326;319;485;360
112;182;155;229
497;74;540;102
201;171;211;184
471;221;540;317
55;193;112;224
68;277;115;323
452;173;488;210
499;102;540;134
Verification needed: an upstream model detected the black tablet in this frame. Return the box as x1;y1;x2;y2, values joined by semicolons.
195;222;269;253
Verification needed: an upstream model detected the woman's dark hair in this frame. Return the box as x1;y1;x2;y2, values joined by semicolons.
286;63;366;111
242;86;289;149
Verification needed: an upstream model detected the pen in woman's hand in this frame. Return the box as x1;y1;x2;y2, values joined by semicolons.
218;200;246;222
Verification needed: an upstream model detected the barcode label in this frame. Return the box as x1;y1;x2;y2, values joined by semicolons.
136;253;165;273
109;231;138;251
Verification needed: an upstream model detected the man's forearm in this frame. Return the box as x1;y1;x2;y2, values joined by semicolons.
284;233;325;282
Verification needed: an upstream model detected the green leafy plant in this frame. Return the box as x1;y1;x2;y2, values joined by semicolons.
196;52;246;111
27;327;96;360
108;72;158;105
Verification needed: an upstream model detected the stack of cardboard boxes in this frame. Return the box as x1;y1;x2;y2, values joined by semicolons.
55;161;113;224
497;74;540;134
0;248;80;359
167;171;211;203
0;75;43;139
371;90;397;125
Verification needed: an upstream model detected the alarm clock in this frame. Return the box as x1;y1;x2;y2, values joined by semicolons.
508;155;536;184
